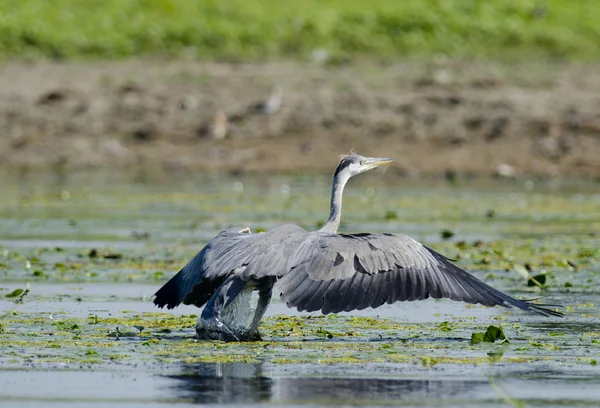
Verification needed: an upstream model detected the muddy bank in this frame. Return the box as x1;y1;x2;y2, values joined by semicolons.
1;60;599;178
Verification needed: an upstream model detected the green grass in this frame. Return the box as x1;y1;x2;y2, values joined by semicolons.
1;0;600;62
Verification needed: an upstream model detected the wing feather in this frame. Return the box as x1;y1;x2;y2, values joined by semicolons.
321;279;345;315
366;272;385;309
344;272;366;312
303;279;334;312
285;271;313;305
279;232;563;317
383;269;397;305
357;273;375;310
154;225;307;309
402;268;415;301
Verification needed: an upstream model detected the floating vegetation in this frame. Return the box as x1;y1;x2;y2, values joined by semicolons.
0;285;30;320
0;309;594;370
4;288;26;299
470;325;509;344
527;273;547;288
440;229;455;240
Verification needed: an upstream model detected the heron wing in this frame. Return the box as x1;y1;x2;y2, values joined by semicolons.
154;225;307;309
205;224;308;281
278;232;562;317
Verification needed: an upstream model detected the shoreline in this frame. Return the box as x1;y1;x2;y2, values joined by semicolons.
1;60;599;179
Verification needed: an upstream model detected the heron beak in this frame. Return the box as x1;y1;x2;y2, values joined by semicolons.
369;157;394;166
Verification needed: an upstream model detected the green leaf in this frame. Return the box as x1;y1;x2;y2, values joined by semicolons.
440;229;455;240
483;325;507;342
5;289;24;298
470;332;485;344
471;325;507;344
527;273;546;287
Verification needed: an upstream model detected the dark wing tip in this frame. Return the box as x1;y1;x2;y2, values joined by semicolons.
519;300;564;317
153;269;189;310
154;270;226;310
152;299;175;310
423;246;565;318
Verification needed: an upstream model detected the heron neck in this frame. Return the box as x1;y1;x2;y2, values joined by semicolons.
319;172;349;234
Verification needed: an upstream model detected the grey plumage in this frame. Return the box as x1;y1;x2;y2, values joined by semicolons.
278;232;560;317
154;153;562;341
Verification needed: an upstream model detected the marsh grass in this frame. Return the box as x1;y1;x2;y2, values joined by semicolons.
2;0;600;61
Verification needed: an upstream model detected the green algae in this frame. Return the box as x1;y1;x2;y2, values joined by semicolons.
0;308;594;370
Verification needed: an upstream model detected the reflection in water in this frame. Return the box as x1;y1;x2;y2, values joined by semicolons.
167;362;484;405
169;362;271;404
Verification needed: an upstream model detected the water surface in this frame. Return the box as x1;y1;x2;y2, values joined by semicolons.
0;171;599;407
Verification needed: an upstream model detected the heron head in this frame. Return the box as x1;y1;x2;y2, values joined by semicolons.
334;153;394;178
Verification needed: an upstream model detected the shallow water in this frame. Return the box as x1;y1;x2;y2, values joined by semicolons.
0;171;599;407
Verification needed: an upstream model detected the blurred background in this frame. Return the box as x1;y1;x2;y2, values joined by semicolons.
0;0;599;178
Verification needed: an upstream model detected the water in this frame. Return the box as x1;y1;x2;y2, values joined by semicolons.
0;171;599;407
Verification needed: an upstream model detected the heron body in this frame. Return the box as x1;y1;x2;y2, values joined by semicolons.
154;154;562;341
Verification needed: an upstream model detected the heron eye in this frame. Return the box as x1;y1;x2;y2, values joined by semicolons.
359;160;365;165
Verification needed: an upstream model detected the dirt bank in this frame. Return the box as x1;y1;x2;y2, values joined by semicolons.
1;60;599;178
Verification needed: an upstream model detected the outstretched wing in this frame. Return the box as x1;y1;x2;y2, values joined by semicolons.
153;226;254;309
154;225;307;309
278;232;563;317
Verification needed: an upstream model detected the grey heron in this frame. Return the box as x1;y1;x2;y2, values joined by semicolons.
154;153;563;341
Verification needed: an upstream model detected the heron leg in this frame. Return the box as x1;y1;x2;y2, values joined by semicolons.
247;278;275;340
196;275;255;342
